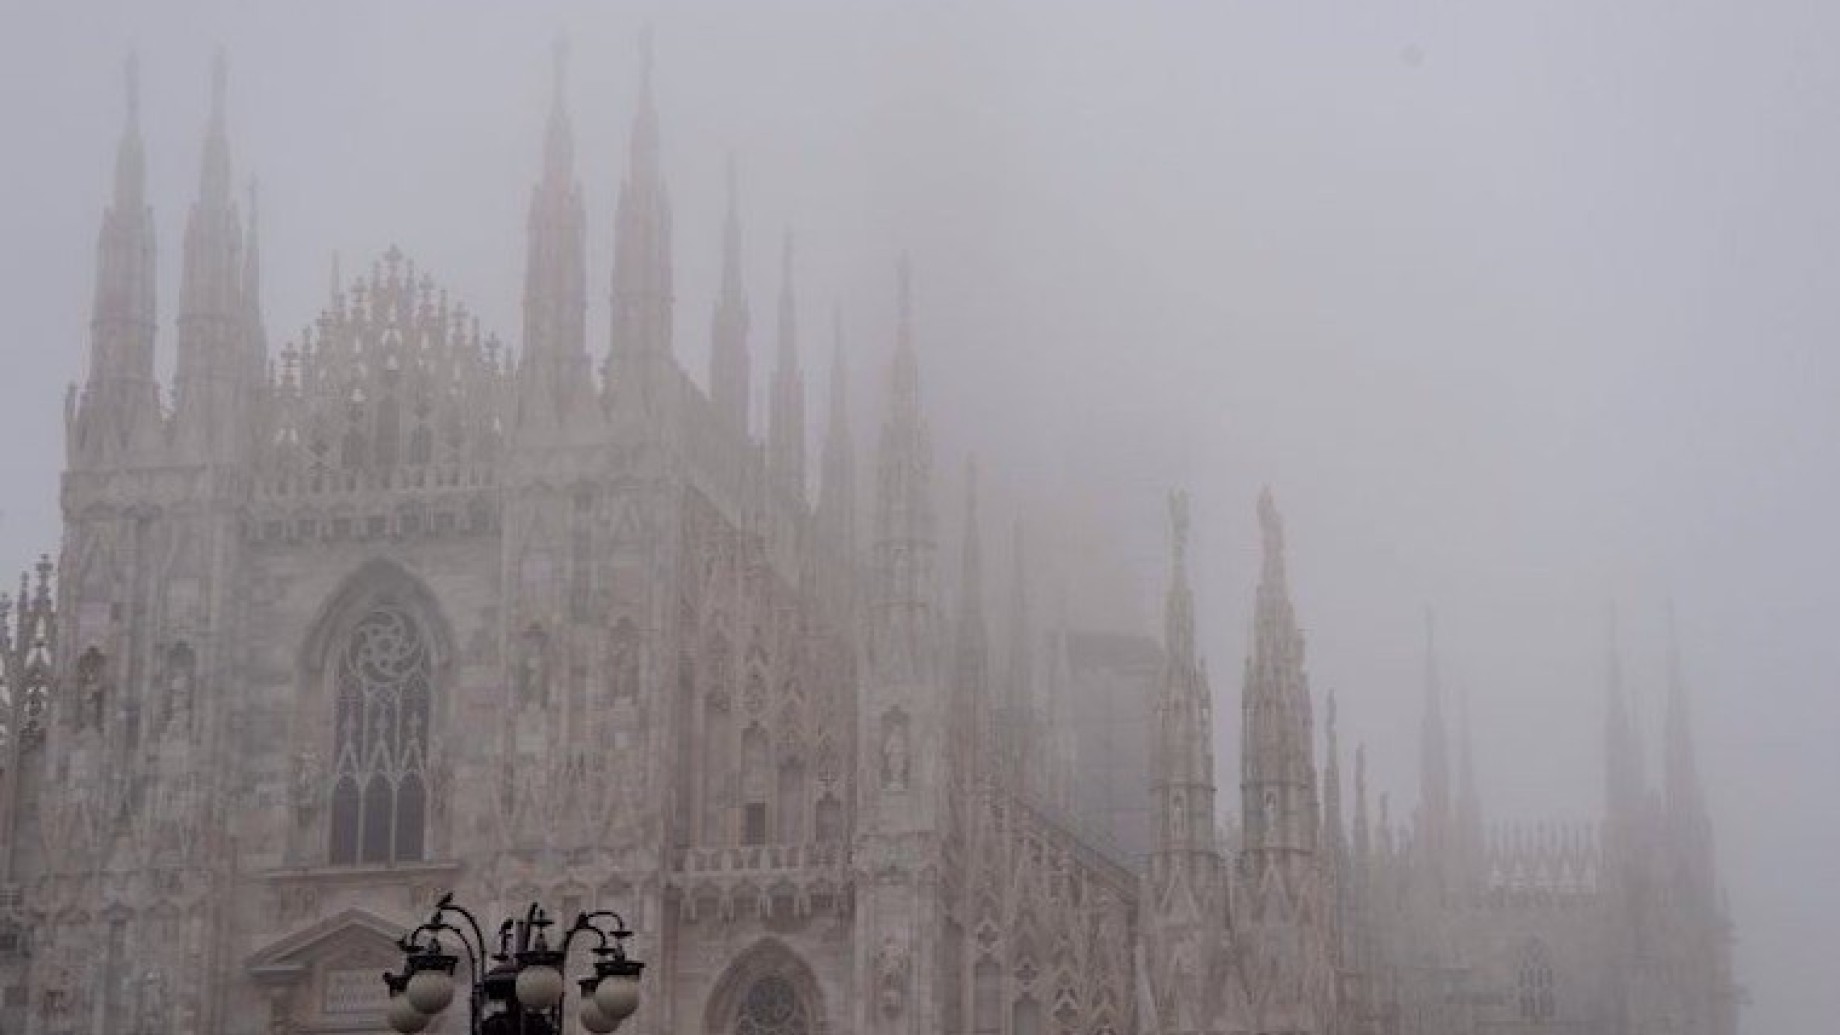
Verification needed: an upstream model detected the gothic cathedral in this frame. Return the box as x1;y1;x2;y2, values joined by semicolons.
0;41;1737;1035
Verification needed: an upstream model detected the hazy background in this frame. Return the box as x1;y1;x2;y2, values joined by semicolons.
3;2;1836;1028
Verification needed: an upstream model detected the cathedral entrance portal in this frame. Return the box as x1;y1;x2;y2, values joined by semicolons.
705;939;825;1035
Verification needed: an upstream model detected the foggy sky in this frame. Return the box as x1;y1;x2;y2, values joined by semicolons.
3;2;1836;1029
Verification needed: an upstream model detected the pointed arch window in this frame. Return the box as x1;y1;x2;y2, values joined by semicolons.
1516;939;1556;1022
328;604;432;865
733;972;811;1035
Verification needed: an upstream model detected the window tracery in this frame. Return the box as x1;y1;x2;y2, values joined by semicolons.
327;604;432;865
734;973;810;1035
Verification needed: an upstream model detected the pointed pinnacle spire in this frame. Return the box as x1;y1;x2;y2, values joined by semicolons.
720;153;742;290
113;52;146;209
200;48;231;206
897;252;913;354
629;23;659;175
1166;488;1194;662
1257;485;1285;588
543;33;575;183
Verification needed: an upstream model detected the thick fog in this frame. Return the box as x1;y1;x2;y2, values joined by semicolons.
2;2;1835;1029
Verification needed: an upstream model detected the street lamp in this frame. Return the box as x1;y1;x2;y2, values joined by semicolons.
384;891;645;1034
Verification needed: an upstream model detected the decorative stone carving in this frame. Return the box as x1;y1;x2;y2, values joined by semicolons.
874;936;910;1018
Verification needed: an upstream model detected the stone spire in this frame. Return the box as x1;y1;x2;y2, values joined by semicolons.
517;36;592;432
71;53;161;466
769;230;806;500
1352;742;1371;867
1418;609;1451;888
816;307;855;624
1153;489;1215;855
243;180;266;377
1002;519;1036;792
173;50;250;463
709;155;750;432
1241;488;1320;866
607;25;673;403
1324;690;1346;863
867;255;936;686
951;456;990;772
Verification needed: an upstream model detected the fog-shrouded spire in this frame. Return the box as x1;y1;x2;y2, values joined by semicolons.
72;52;161;466
1604;604;1645;827
769;229;806;499
1455;679;1483;887
951;456;990;773
173;49;251;463
243;179;266;377
1153;489;1216;855
1242;487;1320;865
867;256;936;686
115;52;145;211
816;306;856;625
199;50;231;207
608;25;673;402
709;154;749;431
517;36;592;434
1003;518;1036;791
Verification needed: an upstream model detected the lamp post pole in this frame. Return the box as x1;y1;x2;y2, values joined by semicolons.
383;891;645;1034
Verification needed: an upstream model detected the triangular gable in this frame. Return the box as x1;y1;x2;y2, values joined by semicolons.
245;907;408;986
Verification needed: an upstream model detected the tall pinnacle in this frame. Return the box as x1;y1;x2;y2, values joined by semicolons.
769;229;806;498
608;26;674;395
74;52;160;466
815;306;856;626
709;154;749;430
200;49;231;207
1153;488;1215;858
114;53;145;210
1604;605;1644;824
1242;488;1320;862
174;49;249;462
518;36;590;431
1004;518;1036;789
543;35;575;186
952;456;990;769
867;256;936;686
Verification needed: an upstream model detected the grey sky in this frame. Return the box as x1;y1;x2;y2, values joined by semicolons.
3;2;1835;1028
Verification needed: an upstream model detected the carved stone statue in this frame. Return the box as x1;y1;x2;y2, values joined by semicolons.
74;646;107;731
874;936;910;1018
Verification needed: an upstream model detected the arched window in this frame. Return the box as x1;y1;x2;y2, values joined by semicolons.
328;604;432;864
742;725;770;846
814;794;843;845
1516;939;1556;1022
734;973;811;1035
777;759;806;843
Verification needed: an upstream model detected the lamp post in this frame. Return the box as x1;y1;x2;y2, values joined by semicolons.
383;891;645;1034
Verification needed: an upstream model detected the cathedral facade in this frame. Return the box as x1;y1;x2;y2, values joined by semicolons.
0;42;1736;1035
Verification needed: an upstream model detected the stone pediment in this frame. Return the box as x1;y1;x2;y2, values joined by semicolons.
246;907;407;987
